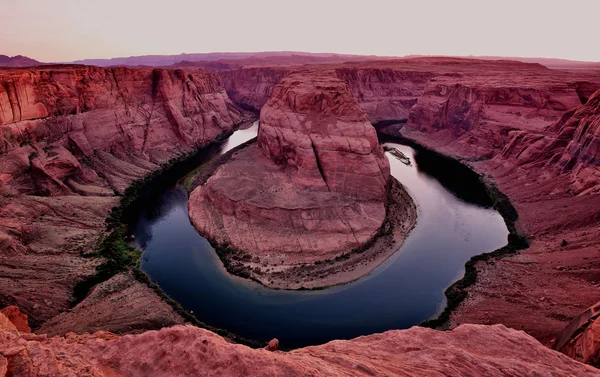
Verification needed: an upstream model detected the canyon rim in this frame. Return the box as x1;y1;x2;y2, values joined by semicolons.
2;2;600;374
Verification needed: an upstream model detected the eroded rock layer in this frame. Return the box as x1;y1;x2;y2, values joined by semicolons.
189;72;393;275
392;81;600;343
0;66;246;328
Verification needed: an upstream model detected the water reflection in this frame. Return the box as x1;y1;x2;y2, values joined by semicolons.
133;127;509;348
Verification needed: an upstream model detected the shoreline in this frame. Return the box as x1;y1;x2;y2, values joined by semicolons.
376;125;530;329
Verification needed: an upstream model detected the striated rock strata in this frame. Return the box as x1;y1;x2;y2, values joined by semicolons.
0;65;246;328
189;72;409;288
0;309;598;377
393;82;600;344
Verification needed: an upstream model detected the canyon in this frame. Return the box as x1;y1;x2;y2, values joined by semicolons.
0;55;600;374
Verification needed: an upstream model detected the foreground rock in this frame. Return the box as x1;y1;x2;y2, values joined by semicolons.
189;72;416;288
0;66;246;327
0;310;597;377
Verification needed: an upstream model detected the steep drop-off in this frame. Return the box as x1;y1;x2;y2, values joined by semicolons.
0;66;246;328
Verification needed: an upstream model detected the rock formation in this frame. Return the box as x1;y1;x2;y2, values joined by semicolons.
1;308;598;377
0;66;246;327
189;72;407;287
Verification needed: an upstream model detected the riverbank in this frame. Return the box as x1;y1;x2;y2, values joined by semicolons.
374;124;528;329
38;120;266;346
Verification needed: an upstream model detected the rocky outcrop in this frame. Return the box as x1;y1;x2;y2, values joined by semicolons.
37;272;185;336
189;72;404;288
551;89;600;194
405;74;586;159
553;300;600;365
0;313;598;377
497;89;600;195
0;66;246;327
0;306;30;333
257;73;390;200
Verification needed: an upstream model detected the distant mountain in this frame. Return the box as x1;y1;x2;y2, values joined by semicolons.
0;55;42;67
462;56;600;71
71;51;387;67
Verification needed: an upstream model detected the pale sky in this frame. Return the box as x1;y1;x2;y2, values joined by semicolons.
1;0;599;62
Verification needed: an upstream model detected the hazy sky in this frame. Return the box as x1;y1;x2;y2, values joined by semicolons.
1;0;599;62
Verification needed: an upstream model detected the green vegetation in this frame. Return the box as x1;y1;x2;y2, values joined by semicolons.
182;160;211;191
71;124;266;348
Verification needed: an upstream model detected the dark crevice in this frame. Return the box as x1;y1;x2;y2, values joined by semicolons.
310;139;330;191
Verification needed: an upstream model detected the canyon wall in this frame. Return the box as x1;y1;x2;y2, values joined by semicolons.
0;66;246;328
218;67;291;110
395;74;600;343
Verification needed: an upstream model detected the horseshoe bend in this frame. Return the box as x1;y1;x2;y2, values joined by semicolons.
188;72;417;289
2;31;600;377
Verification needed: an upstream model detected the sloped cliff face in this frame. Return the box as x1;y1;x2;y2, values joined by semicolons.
1;309;598;377
498;89;600;195
218;67;290;111
189;72;397;287
552;90;600;194
405;74;585;159
0;66;243;195
335;67;435;122
0;66;245;327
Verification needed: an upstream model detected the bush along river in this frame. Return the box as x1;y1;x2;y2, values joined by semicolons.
130;121;509;349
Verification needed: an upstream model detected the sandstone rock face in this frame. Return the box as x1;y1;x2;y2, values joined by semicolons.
335;67;435;122
405;74;585;159
551;89;600;194
0;306;30;333
560;315;600;365
0;320;598;377
258;73;389;200
190;72;391;271
38;272;185;336
219;67;291;110
0;66;246;327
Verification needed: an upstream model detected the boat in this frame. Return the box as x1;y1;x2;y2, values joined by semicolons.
383;145;411;166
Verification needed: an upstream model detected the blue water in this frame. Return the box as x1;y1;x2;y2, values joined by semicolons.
133;124;508;348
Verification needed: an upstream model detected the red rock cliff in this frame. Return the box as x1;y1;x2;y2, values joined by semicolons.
189;72;394;284
0;66;245;327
